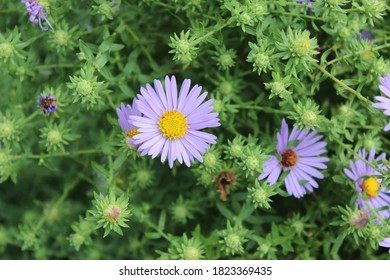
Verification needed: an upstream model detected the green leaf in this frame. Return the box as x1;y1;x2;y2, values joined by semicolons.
237;204;255;222
79;40;95;60
91;162;108;179
158;210;166;230
112;153;128;171
145;232;162;239
330;230;347;260
216;201;234;220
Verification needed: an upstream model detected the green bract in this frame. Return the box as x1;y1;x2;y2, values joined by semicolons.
87;192;132;237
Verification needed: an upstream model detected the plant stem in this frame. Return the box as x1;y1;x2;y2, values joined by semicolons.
325;43;390;67
145;219;170;241
119;20;155;64
313;63;371;105
12;149;102;160
230;104;285;114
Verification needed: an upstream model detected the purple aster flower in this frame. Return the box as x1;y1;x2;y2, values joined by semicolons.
116;101;141;149
343;148;390;220
373;74;390;131
258;119;329;198
360;30;373;41
296;0;315;12
379;238;390;253
37;93;57;114
129;75;220;168
22;0;54;31
296;0;313;5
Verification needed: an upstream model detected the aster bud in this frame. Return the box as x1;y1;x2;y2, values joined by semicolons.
0;43;14;61
218;221;248;256
225;136;245;160
290;99;324;129
67;67;110;109
0;115;20;144
201;148;221;172
40;122;78;152
214;47;237;70
218;80;235;96
49;21;77;53
248;181;276;209
247;42;274;75
170;196;194;224
169;31;198;67
169;234;204;260
265;72;293;99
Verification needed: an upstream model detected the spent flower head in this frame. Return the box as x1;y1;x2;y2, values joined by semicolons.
213;169;238;201
37;93;57;114
87;192;132;237
259;118;329;198
21;0;54;31
130;75;220;168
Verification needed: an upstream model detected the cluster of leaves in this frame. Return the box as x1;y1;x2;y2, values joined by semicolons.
0;0;389;260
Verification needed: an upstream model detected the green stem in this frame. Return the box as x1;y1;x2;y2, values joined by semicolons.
230;104;285;114
23;110;40;124
325;43;390;67
194;23;229;45
271;11;326;22
35;64;78;69
145;219;170;241
34;178;80;232
358;191;386;224
12;149;102;160
333;137;382;174
0;9;19;13
312;63;371;105
106;94;117;110
119;20;155;64
154;1;217;21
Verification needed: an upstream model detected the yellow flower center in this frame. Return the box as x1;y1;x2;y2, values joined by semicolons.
127;129;139;138
158;110;188;139
360;177;380;198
